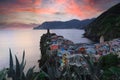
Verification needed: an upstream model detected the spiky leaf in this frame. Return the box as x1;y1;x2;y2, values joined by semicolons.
15;55;20;79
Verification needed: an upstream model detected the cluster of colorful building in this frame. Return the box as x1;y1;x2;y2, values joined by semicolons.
45;33;120;69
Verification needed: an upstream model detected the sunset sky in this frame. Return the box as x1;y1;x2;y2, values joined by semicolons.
0;0;120;29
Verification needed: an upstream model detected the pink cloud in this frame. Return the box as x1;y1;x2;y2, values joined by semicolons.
55;0;68;4
0;0;57;15
65;0;99;19
34;0;42;6
0;0;119;24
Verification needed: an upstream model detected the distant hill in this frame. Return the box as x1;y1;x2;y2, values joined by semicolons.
34;19;95;29
84;3;120;42
0;23;38;30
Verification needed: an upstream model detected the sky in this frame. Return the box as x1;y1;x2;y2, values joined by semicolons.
0;0;120;29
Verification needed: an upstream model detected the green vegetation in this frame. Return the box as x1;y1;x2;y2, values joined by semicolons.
102;67;120;80
8;49;37;80
99;53;120;80
91;15;120;41
85;3;120;42
100;53;119;70
0;49;48;80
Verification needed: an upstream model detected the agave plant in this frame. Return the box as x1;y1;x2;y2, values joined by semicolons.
7;49;26;80
7;49;49;80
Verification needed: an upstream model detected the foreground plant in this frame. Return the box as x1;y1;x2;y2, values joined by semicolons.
100;53;120;80
8;49;26;80
7;49;48;80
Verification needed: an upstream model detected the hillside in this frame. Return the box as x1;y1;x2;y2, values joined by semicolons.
84;3;120;42
34;19;95;29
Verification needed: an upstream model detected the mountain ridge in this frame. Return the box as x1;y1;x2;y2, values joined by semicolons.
34;18;95;29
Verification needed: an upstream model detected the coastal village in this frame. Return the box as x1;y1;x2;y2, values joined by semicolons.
0;1;120;80
38;29;120;79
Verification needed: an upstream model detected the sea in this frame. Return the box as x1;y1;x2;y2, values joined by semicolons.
0;29;91;72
